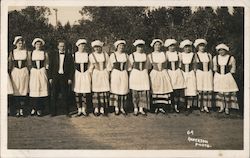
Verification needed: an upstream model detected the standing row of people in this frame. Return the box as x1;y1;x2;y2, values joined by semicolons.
7;36;239;117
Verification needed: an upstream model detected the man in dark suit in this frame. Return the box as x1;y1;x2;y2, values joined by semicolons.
48;40;74;117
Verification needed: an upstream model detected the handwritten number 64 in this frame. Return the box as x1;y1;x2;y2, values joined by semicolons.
187;130;194;135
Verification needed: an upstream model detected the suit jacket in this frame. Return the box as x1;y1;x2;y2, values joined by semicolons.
48;50;74;81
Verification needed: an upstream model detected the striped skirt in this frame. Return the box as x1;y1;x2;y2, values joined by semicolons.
152;93;171;108
92;92;109;108
75;93;88;108
197;91;213;108
215;92;239;109
109;93;127;108
132;90;150;110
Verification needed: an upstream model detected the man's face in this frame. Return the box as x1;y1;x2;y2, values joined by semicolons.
58;42;65;52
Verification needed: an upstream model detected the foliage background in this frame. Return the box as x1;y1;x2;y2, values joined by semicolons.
8;6;244;113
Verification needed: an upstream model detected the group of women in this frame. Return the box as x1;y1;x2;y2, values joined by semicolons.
7;36;239;117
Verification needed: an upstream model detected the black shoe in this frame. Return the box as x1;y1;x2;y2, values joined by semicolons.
115;111;120;116
155;108;159;115
121;111;127;116
185;108;192;116
66;114;72;118
139;111;147;116
75;113;82;117
93;112;100;117
82;112;88;117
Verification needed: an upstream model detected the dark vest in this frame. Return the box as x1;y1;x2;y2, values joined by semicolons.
150;53;166;71
73;52;88;73
216;55;232;74
167;53;179;71
112;53;127;71
180;53;195;72
132;53;146;71
31;51;46;69
12;50;28;69
196;53;211;71
92;52;106;71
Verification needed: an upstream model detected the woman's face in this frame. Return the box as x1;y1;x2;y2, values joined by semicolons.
16;40;24;49
168;44;176;52
153;42;161;51
136;45;144;53
94;46;102;53
218;49;227;56
198;44;206;52
35;41;42;50
183;45;192;53
78;43;86;52
117;44;125;52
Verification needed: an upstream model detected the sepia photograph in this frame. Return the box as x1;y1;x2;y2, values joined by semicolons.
1;0;249;158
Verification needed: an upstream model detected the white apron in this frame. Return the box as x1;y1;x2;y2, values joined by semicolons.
11;50;29;96
213;55;238;93
180;52;197;96
73;52;91;93
196;52;213;91
166;51;186;89
149;52;173;94
29;50;48;97
110;52;129;95
129;52;150;91
8;74;14;95
90;52;110;92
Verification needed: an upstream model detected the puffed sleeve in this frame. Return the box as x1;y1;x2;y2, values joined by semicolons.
27;51;32;71
88;53;95;73
145;54;151;70
45;52;49;70
147;53;153;69
212;56;217;72
106;53;113;72
178;52;182;68
8;51;13;72
128;54;134;71
208;53;213;71
230;56;236;74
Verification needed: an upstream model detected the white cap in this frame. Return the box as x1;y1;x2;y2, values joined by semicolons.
194;39;207;48
13;36;23;45
216;43;229;51
32;38;45;47
150;39;163;47
91;40;104;47
179;39;193;49
114;40;126;48
164;39;177;47
76;39;87;46
133;39;145;46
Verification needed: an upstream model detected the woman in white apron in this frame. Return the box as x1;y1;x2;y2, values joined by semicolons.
9;36;29;117
179;39;197;115
129;39;150;116
29;38;49;116
72;39;91;116
148;39;173;114
194;39;213;113
89;40;110;116
8;60;14;115
213;44;239;115
109;40;129;116
165;39;186;113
